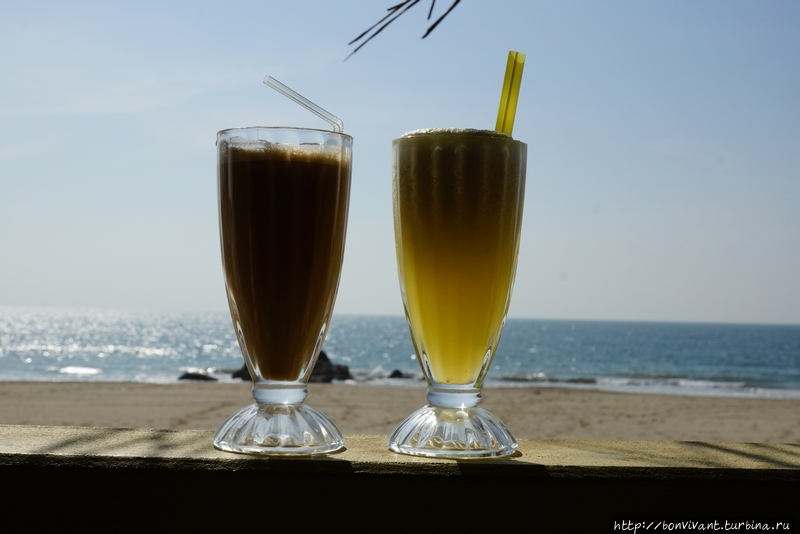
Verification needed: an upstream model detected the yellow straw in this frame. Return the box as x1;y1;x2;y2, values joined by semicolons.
495;51;526;136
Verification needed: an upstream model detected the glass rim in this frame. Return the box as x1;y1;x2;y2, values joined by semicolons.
217;126;353;142
392;128;525;147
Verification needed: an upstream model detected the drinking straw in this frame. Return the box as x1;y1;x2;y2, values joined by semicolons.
263;76;344;133
495;51;526;136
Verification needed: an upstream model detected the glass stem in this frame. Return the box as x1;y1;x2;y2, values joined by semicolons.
426;386;481;409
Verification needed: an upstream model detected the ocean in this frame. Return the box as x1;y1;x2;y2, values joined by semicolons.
1;308;798;399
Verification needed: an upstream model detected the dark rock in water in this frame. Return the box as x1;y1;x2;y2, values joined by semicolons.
178;372;218;382
232;364;253;381
231;350;352;383
389;369;408;379
309;350;353;383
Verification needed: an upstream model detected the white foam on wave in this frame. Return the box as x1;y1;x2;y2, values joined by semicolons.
477;376;800;399
58;366;101;376
591;376;800;399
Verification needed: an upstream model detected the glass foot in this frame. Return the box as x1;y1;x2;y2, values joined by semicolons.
213;403;345;455
387;405;518;459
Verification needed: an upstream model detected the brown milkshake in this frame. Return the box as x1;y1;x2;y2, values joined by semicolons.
218;133;351;382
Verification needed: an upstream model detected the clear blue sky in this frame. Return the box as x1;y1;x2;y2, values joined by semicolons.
1;1;798;324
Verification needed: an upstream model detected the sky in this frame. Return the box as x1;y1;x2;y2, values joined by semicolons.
0;1;798;324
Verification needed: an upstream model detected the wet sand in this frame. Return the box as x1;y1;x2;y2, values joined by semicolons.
0;381;798;443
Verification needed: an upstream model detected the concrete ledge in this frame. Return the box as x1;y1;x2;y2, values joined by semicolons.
1;425;798;530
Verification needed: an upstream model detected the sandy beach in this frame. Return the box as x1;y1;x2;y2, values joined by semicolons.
0;381;798;443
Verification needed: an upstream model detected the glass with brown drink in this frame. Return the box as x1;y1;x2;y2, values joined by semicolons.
213;127;351;455
388;128;526;458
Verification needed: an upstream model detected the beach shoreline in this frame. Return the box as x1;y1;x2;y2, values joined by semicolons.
0;381;798;443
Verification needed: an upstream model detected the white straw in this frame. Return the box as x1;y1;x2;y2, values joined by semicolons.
263;76;344;133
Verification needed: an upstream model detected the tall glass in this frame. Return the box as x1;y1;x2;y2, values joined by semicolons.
213;127;351;455
389;128;526;458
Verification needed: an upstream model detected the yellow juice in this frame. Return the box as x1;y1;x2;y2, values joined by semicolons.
393;129;526;385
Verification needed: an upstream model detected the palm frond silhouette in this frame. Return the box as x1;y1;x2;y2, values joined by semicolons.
347;0;462;59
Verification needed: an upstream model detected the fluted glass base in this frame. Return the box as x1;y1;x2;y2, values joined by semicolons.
387;405;518;459
213;403;345;456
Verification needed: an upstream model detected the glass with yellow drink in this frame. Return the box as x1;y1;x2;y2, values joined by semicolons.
388;128;526;458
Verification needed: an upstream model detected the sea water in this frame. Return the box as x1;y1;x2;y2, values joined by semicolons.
1;308;798;399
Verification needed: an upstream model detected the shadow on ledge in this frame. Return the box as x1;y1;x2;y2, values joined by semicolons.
0;425;797;530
